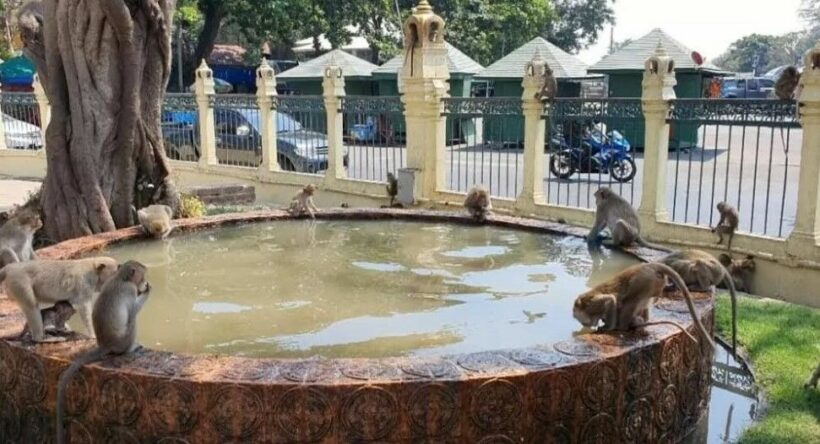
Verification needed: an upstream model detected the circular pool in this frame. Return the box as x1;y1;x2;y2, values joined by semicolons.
0;209;714;443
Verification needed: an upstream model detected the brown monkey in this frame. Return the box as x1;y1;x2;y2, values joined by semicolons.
805;362;820;389
718;253;756;293
588;187;671;251
386;172;399;206
573;263;715;351
16;301;75;340
775;66;801;100
136;204;174;239
287;184;320;218
0;209;42;265
661;249;739;355
56;261;151;444
464;186;492;222
712;202;739;249
0;257;119;342
536;67;558;102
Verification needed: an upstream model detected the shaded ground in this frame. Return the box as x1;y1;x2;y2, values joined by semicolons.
0;178;41;212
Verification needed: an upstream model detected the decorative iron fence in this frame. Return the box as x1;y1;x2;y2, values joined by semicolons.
0;93;43;150
443;97;524;199
666;99;800;238
161;93;199;161
545;98;643;210
342;96;406;183
212;94;261;168
275;96;328;175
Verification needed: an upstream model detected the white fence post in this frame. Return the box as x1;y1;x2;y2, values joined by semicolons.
400;0;449;199
638;43;676;229
256;61;279;173
195;60;217;167
517;52;549;209
33;74;50;148
787;44;820;258
323;61;347;181
0;81;6;150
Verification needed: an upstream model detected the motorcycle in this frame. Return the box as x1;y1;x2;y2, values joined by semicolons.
548;126;637;183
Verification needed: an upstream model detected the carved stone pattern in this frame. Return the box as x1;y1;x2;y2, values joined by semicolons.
627;350;655;397
668;99;799;128
408;384;459;437
103;427;140;444
67;420;93;444
580;413;618;444
14;353;46;405
157;439;192;444
582;361;619;412
0;342;17;390
457;352;517;374
62;370;91;417
659;337;683;384
18;407;51;443
624;399;654;443
548;425;573;444
554;340;601;357
276;96;326;114
656;386;678;432
210;386;263;440
98;376;142;426
470;379;523;431
400;359;460;379
534;371;574;423
281;360;337;383
681;372;701;418
0;392;20;440
476;435;516;444
342;96;404;115
341;361;402;381
341;387;399;441
218;362;272;381
275;387;333;442
505;349;565;368
549;98;643;121
146;383;198;435
444;98;523;116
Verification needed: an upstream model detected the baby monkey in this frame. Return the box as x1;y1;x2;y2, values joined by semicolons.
464;186;492;222
573;263;715;350
136;204;174;239
15;301;75;340
287;184;320;219
712;202;739;249
718;253;756;293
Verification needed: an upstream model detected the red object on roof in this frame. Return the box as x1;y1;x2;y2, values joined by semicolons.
691;51;704;66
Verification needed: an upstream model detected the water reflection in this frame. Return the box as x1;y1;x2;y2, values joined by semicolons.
702;344;759;444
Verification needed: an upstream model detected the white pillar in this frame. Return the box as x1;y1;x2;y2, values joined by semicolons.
787;44;820;258
195;60;217;167
256;61;279;172
517;52;549;208
0;81;6;150
400;0;449;199
33;74;50;148
638;43;677;226
323;63;346;181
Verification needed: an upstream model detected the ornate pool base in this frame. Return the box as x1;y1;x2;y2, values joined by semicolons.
0;209;714;443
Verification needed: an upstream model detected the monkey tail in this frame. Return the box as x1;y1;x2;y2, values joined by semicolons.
718;263;739;357
636;237;673;253
638;321;698;345
655;263;716;351
56;348;107;444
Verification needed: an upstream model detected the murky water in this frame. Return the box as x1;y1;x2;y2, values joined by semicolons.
703;345;759;444
89;220;639;358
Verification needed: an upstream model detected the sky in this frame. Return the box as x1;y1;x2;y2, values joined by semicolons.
577;0;807;65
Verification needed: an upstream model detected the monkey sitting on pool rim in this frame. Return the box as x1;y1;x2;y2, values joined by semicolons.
464;186;492;222
587;187;671;251
286;184;320;219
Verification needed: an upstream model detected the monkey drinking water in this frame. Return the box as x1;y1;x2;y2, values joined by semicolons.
136;204;174;239
712;202;738;249
287;184;320;219
464;186;492;222
718;253;755;293
588;187;671;251
56;261;151;444
573;262;715;351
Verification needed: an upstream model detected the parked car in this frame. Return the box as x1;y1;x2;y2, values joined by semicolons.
162;108;347;173
2;113;43;149
186;77;234;94
721;77;775;99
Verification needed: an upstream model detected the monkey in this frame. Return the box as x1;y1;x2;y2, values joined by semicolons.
712;202;739;250
0;209;42;266
56;261;151;444
718;253;756;293
536;67;558;102
15;301;75;340
587;187;672;252
805;362;820;389
464;186;492;222
775;66;802;100
573;262;715;351
286;184;320;219
661;249;739;355
135;204;174;240
386;172;399;206
0;257;119;343
0;210;9;226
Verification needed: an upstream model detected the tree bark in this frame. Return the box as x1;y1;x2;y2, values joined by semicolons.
18;0;179;242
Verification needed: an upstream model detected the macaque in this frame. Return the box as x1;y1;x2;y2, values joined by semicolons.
464;186;492;222
661;249;739;355
573;262;714;351
805;362;820;389
718;253;756;293
536;67;558;102
56;261;151;444
588;187;671;251
136;205;174;239
775;66;801;100
0;209;42;265
0;257;119;342
287;184;320;219
16;301;75;340
386;172;399;206
712;202;739;249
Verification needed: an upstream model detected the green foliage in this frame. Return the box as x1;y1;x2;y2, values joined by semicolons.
179;194;207;219
714;293;820;444
714;31;817;74
544;0;615;53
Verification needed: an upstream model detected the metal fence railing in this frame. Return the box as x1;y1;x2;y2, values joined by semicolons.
666;99;801;238
161;93;199;161
0;92;43;150
342;96;406;183
443;97;524;199
275;96;328;175
212;94;261;168
545;98;644;209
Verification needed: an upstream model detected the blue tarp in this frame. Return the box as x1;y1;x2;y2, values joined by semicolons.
0;56;35;86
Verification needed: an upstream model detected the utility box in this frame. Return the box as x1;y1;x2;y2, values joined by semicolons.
397;168;419;206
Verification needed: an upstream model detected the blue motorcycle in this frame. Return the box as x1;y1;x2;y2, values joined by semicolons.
549;126;637;183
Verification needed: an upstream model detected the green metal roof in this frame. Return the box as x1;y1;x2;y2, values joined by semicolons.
278;49;379;81
589;28;726;73
373;42;483;77
476;37;589;80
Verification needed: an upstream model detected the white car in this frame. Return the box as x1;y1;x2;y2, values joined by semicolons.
3;113;43;150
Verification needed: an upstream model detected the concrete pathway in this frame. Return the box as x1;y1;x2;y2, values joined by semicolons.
0;179;41;212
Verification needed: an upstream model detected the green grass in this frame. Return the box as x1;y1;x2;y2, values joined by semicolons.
715;293;820;444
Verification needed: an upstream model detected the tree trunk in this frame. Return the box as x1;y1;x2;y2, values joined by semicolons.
181;0;225;86
18;0;179;242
